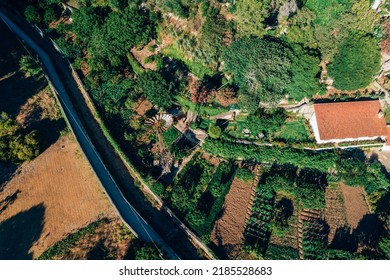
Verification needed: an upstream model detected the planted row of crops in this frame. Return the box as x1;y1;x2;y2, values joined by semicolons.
244;186;276;255
302;219;329;260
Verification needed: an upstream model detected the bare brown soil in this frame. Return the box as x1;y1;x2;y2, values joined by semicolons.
201;153;220;167
57;218;135;260
210;177;253;259
131;40;157;70
340;183;369;230
134;97;153;117
324;185;347;244
0;135;116;259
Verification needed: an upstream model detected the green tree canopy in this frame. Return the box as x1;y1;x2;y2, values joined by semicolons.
19;55;42;78
24;5;41;24
136;72;173;109
222;36;292;105
234;0;270;37
328;35;381;91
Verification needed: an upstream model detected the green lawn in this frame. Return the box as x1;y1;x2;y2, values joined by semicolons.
277;120;310;143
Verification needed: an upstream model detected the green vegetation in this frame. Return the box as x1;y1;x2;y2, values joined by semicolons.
136;72;172;109
265;244;299;260
222;37;321;106
235;167;255;182
208;124;222;139
19;55;42;78
0;112;40;163
134;243;161;260
277;120;310;143
168;155;236;240
203;138;337;173
38;219;107;260
20;0;390;260
328;35;381;90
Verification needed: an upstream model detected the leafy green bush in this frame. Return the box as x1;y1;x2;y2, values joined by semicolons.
222;36;292;105
208;125;222;139
24;5;41;24
328;35;380;90
203;138;338;173
223;37;321;105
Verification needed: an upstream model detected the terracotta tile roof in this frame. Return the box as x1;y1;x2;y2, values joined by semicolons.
314;100;387;141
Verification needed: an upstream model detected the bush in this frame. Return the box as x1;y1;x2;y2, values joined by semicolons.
208;125;222;139
19;55;42;77
328;35;381;90
24;5;41;24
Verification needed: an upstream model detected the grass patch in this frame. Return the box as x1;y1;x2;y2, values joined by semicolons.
176;96;229;117
127;53;145;75
37;219;108;260
265;243;299;260
162;126;181;145
162;44;214;79
277;120;310;143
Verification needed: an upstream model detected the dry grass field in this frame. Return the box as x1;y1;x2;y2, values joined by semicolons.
0;135;117;259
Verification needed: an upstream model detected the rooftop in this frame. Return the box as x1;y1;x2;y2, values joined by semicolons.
312;100;387;143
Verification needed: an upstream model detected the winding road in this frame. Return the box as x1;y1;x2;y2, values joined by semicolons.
0;10;180;260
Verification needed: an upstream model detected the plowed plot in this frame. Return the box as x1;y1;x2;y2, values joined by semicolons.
210;178;253;259
324;186;347;244
0;136;116;259
340;183;369;229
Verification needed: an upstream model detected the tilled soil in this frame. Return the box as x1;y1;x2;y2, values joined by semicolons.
340;183;369;230
210;178;253;259
0;136;116;259
324;186;347;244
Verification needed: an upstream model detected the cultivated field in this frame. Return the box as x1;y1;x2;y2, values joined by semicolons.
210;176;254;259
340;183;369;229
0;135;116;259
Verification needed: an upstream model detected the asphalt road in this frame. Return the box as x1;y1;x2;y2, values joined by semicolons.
0;11;180;260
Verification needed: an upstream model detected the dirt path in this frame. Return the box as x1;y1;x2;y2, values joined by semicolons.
340;183;369;230
0;135;116;259
210;176;255;259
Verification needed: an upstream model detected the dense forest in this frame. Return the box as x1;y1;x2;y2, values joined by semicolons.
13;0;390;260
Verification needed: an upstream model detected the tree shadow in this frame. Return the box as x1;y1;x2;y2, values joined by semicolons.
329;225;358;252
0;203;45;259
330;214;386;257
0;72;46;118
30;118;67;152
353;214;386;249
0;162;18;193
0;189;21;215
86;239;110;260
374;191;390;217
